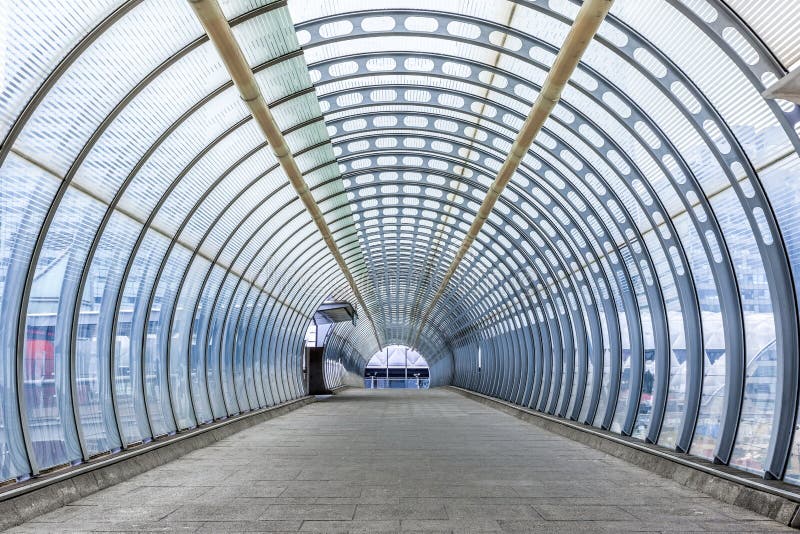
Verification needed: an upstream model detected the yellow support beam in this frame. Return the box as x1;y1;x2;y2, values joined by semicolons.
188;0;382;349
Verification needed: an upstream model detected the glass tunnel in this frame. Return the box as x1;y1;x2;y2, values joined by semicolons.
1;0;800;491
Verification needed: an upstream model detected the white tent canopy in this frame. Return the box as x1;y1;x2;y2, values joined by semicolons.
367;345;429;368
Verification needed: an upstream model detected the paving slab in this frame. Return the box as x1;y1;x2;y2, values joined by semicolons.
5;388;795;532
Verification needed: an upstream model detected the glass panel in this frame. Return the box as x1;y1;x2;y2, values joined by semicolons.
23;186;100;469
198;264;227;419
234;287;261;410
75;212;136;456
0;0;118;140
647;230;687;449
0;154;58;481
229;287;253;410
593;306;611;427
114;230;170;445
719;191;776;475
214;274;240;414
765;155;800;483
15;1;203;176
169;258;205;429
143;249;187;437
675;213;725;461
725;0;800;69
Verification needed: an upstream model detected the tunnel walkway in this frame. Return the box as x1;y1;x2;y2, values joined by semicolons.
8;388;791;533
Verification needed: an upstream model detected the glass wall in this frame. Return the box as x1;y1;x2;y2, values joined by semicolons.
0;0;370;481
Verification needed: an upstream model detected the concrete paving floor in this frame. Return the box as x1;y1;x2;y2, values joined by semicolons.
6;388;793;533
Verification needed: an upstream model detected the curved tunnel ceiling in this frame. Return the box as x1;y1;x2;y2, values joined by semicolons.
307;0;800;483
1;0;800;491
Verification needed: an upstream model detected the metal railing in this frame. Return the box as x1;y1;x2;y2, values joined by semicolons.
364;377;430;389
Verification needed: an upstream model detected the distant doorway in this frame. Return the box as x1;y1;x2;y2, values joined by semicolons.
364;345;429;389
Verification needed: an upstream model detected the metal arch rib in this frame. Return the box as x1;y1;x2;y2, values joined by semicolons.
187;0;382;351
412;0;614;350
